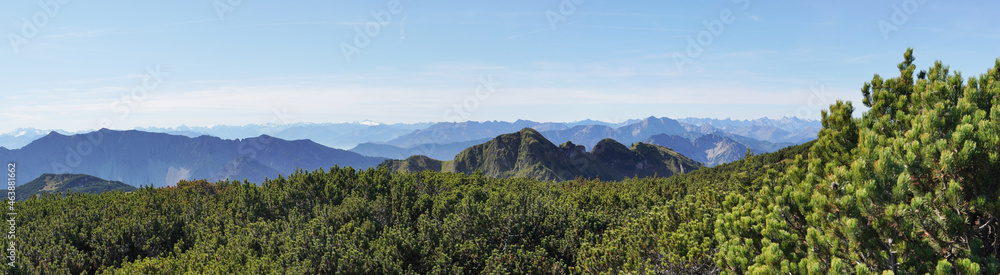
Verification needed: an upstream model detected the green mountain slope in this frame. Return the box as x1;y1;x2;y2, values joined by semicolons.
7;173;137;201
379;155;443;174
382;128;701;181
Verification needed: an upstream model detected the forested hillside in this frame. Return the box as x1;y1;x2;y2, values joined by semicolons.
1;49;997;274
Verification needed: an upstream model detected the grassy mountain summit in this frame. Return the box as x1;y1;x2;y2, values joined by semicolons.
8;173;136;201
381;128;701;181
378;155;443;173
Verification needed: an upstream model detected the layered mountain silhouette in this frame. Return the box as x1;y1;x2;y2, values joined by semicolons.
356;116;799;166
0;129;385;187
3;173;136;201
539;125;618;149
384;116;687;150
1;117;820;152
380;128;701;181
0;128;60;150
351;138;490;160
0;117;818;181
383;120;570;148
540;116;687;149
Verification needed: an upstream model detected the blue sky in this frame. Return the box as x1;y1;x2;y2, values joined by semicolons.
1;0;998;133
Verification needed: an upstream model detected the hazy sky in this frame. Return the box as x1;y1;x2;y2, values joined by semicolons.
2;0;998;132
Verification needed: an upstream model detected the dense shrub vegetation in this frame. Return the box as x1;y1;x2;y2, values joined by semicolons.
2;49;997;274
712;49;1000;274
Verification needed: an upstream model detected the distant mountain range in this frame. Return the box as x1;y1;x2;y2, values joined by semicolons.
136;121;433;149
0;123;432;150
0;117;816;150
0;128;68;150
642;133;760;167
380;128;701;181
2;173;136;201
537;116;687;149
677;117;821;144
350;138;491;160
0;129;384;187
355;116;804;166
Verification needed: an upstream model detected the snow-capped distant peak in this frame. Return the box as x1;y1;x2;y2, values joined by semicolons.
359;120;381;126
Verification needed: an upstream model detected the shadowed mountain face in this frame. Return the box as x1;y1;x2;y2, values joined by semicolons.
0;129;385;187
3;173;136;201
380;128;701;181
591;138;698;178
538;116;716;151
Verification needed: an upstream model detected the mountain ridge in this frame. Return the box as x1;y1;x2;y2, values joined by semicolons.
0;129;385;187
1;116;818;152
381;128;701;181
